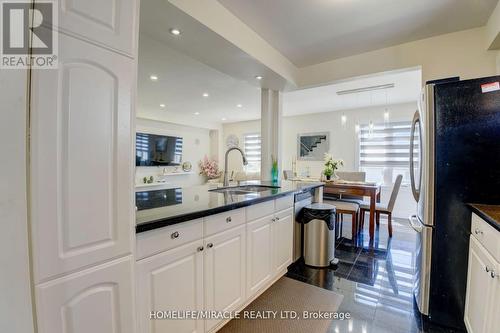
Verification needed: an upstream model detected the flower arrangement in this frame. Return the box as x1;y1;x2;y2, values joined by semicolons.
199;156;221;180
323;153;343;180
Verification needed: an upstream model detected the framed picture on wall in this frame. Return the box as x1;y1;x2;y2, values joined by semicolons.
297;132;330;161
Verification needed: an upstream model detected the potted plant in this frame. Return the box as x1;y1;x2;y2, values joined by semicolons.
323;153;343;181
199;156;221;183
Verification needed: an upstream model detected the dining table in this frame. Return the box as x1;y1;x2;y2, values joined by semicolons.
322;181;382;239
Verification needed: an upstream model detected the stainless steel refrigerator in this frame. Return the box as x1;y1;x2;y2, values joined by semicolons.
409;76;500;329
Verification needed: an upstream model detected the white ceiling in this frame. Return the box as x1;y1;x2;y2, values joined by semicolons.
283;69;422;117
138;0;422;128
138;35;262;128
218;0;498;67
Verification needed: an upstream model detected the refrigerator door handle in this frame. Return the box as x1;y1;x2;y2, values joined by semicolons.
409;214;423;232
410;110;422;202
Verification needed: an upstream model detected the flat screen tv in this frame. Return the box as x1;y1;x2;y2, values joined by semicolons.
136;132;183;166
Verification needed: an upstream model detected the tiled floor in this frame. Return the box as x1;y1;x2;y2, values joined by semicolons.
286;216;465;333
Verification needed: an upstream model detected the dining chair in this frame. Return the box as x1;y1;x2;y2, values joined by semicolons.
359;174;403;237
336;171;367;202
283;170;294;180
336;171;366;182
324;199;360;240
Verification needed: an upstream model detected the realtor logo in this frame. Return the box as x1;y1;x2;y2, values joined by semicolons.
1;1;58;68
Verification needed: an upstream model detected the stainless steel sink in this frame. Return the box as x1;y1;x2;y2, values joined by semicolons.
209;185;280;195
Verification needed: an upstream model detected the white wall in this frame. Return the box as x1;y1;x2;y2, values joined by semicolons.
0;70;34;332
135;118;213;187
223;102;418;218
299;27;498;87
223;102;416;174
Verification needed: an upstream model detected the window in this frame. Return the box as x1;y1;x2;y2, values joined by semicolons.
358;121;417;184
244;133;261;173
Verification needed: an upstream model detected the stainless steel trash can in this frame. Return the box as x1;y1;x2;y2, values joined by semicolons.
300;203;336;267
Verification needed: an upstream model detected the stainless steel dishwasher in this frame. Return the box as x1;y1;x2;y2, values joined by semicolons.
293;188;314;262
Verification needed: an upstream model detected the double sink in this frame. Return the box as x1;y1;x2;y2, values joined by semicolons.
209;185;280;195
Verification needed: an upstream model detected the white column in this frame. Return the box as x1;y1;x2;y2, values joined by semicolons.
260;88;282;181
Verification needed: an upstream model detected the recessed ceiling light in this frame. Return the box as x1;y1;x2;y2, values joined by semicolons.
159;104;166;108
202;92;209;97
255;75;263;80
150;75;158;81
169;28;181;36
236;104;242;108
194;112;200;115
221;117;227;121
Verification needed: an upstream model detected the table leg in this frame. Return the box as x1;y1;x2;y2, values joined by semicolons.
369;193;376;239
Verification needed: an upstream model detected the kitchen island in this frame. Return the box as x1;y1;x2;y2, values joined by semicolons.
135;180;324;233
134;180;324;333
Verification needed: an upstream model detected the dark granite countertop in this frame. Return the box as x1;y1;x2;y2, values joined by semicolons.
468;204;500;232
135;180;324;233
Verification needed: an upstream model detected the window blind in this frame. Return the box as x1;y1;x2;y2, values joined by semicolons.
359;121;417;168
244;133;261;172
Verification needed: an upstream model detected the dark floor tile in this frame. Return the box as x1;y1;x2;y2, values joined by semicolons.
307;263;353;290
335;249;361;265
284;272;309;282
287;259;319;280
347;261;380;286
360;247;388;259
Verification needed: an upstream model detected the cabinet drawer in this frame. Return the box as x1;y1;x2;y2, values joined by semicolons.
471;213;500;262
246;200;275;221
204;208;245;236
275;195;294;212
136;219;203;260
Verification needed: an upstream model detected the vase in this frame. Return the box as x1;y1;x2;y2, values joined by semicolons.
326;175;331;180
271;166;279;183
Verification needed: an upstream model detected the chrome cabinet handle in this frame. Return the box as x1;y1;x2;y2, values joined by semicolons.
271;218;276;222
486;266;491;273
226;217;232;223
275;217;280;221
207;243;213;248
475;229;483;235
171;231;180;239
491;271;499;279
197;246;204;252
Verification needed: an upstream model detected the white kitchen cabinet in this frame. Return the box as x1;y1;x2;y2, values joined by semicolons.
204;225;246;332
136;240;205;333
30;33;135;282
246;214;274;298
56;0;138;56
464;237;497;333
464;214;500;333
272;208;294;274
35;256;135;333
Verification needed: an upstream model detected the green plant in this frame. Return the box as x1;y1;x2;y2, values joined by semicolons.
271;155;278;171
323;153;343;177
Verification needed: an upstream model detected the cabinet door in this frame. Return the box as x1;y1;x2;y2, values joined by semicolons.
56;0;138;56
273;209;294;274
36;256;135;333
204;225;246;332
30;33;134;283
136;240;204;333
464;236;496;333
246;215;273;298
